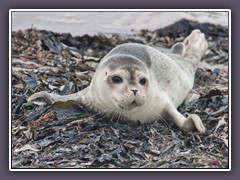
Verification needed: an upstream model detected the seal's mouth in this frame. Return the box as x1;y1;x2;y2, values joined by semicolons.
132;100;137;105
118;100;139;110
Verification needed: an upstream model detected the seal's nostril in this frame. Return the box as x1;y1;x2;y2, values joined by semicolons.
131;89;138;95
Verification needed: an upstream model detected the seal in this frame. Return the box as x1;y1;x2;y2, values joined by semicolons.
28;29;208;133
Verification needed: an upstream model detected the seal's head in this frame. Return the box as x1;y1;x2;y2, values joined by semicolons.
91;55;151;117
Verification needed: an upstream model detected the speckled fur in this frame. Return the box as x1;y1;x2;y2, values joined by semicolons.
28;29;208;133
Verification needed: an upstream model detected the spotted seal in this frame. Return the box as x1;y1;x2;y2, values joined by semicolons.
28;29;208;133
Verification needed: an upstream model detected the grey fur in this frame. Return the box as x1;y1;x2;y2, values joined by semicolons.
28;29;208;133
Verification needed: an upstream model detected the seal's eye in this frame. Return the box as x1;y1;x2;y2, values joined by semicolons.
112;76;123;84
139;78;146;85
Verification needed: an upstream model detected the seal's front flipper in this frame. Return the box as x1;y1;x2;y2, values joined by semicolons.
184;114;206;134
28;91;56;104
164;103;205;133
28;91;79;105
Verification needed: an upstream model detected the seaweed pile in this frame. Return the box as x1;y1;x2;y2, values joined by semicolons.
11;19;229;169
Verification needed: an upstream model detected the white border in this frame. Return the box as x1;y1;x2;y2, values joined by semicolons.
9;9;231;172
228;9;231;172
10;9;230;11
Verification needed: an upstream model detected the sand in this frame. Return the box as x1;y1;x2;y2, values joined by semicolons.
11;11;229;36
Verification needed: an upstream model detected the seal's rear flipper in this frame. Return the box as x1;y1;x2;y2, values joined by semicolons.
170;42;184;55
182;29;208;62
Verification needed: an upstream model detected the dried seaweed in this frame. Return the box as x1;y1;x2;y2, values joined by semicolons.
11;20;229;169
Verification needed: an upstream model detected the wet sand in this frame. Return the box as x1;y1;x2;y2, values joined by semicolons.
11;11;228;36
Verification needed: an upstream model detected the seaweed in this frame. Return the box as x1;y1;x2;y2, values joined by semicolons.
11;19;229;169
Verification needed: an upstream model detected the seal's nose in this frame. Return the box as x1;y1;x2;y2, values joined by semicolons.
131;89;138;95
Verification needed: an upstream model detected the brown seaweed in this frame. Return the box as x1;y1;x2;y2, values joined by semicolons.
11;20;229;169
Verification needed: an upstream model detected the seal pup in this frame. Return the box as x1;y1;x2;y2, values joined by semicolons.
28;29;208;133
